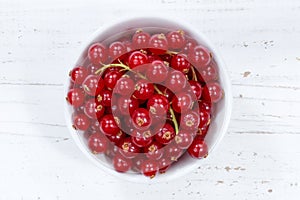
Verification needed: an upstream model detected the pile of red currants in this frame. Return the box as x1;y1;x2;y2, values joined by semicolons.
66;28;223;178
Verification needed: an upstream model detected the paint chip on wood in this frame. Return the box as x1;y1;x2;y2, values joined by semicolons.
268;189;273;193
243;71;251;77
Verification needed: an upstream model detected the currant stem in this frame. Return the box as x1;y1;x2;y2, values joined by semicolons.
95;62;131;75
191;66;198;81
153;85;179;135
166;50;179;55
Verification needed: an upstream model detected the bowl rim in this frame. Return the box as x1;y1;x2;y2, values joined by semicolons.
64;15;233;183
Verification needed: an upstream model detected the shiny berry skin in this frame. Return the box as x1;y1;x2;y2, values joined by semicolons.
117;96;139;116
188;138;208;159
88;43;108;65
182;38;198;54
84;98;105;119
131;132;153;148
157;86;174;102
87;64;101;75
133;79;154;100
167;30;186;50
158;156;172;173
132;108;152;129
96;89;112;107
67;88;85;108
104;70;122;90
113;153;132;172
175;131;194;149
188;45;211;68
105;144;118;160
171;54;191;73
118;137;141;159
89;120;100;132
82;75;104;96
154;123;175;145
171;92;193;113
188;80;202;99
141;160;159;178
70;66;88;85
128;51;149;69
165;143;182;161
107;130;126;144
149;34;168;55
181;111;200;131
109;41;126;60
144;141;164;160
165;71;187;93
206;82;223;103
198;63;218;82
199;110;211;129
132;30;151;49
147;94;169;116
99;114;120;136
73;113;90;131
88;133;108;154
114;76;135;96
145;60;169;83
160;54;173;63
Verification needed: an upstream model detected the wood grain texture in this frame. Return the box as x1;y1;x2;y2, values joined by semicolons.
0;0;300;199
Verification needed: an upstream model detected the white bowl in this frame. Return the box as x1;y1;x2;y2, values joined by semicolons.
64;16;232;183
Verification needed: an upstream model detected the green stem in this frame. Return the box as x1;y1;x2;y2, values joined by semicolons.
95;62;131;75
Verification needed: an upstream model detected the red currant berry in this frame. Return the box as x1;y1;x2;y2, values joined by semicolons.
167;30;186;50
198;100;212;113
84;98;105;119
165;71;187;93
73;113;90;131
66;88;85;108
104;70;122;90
158;156;172;173
141;159;159;178
114;76;134;96
206;82;223;103
171;92;193;113
99;114;120;136
118;137;141;159
113;153;132;172
182;38;197;54
171;54;191;73
146;60;169;83
188;80;202;99
131;131;153;148
198;62;218;82
149;34;168;55
117;96;139;116
160;54;173;63
132;108;152;130
88;43;108;65
144;141;164;160
156;85;174;102
89;120;100;131
175;131;194;149
188;138;208;159
132;156;147;172
70;66;88;85
147;94;169;116
188;45;211;68
105;144;118;160
181;111;200;131
154;123;175;145
165;143;182;161
133;79;154;100
87;64;101;75
107;130;126;144
199;110;211;129
96;89;112;107
82;75;104;96
128;51;149;69
132;30;151;49
109;41;126;60
88;133;108;154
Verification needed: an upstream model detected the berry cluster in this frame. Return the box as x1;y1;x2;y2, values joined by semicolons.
66;28;223;178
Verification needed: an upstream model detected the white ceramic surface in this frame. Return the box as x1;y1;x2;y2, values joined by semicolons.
64;16;233;183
